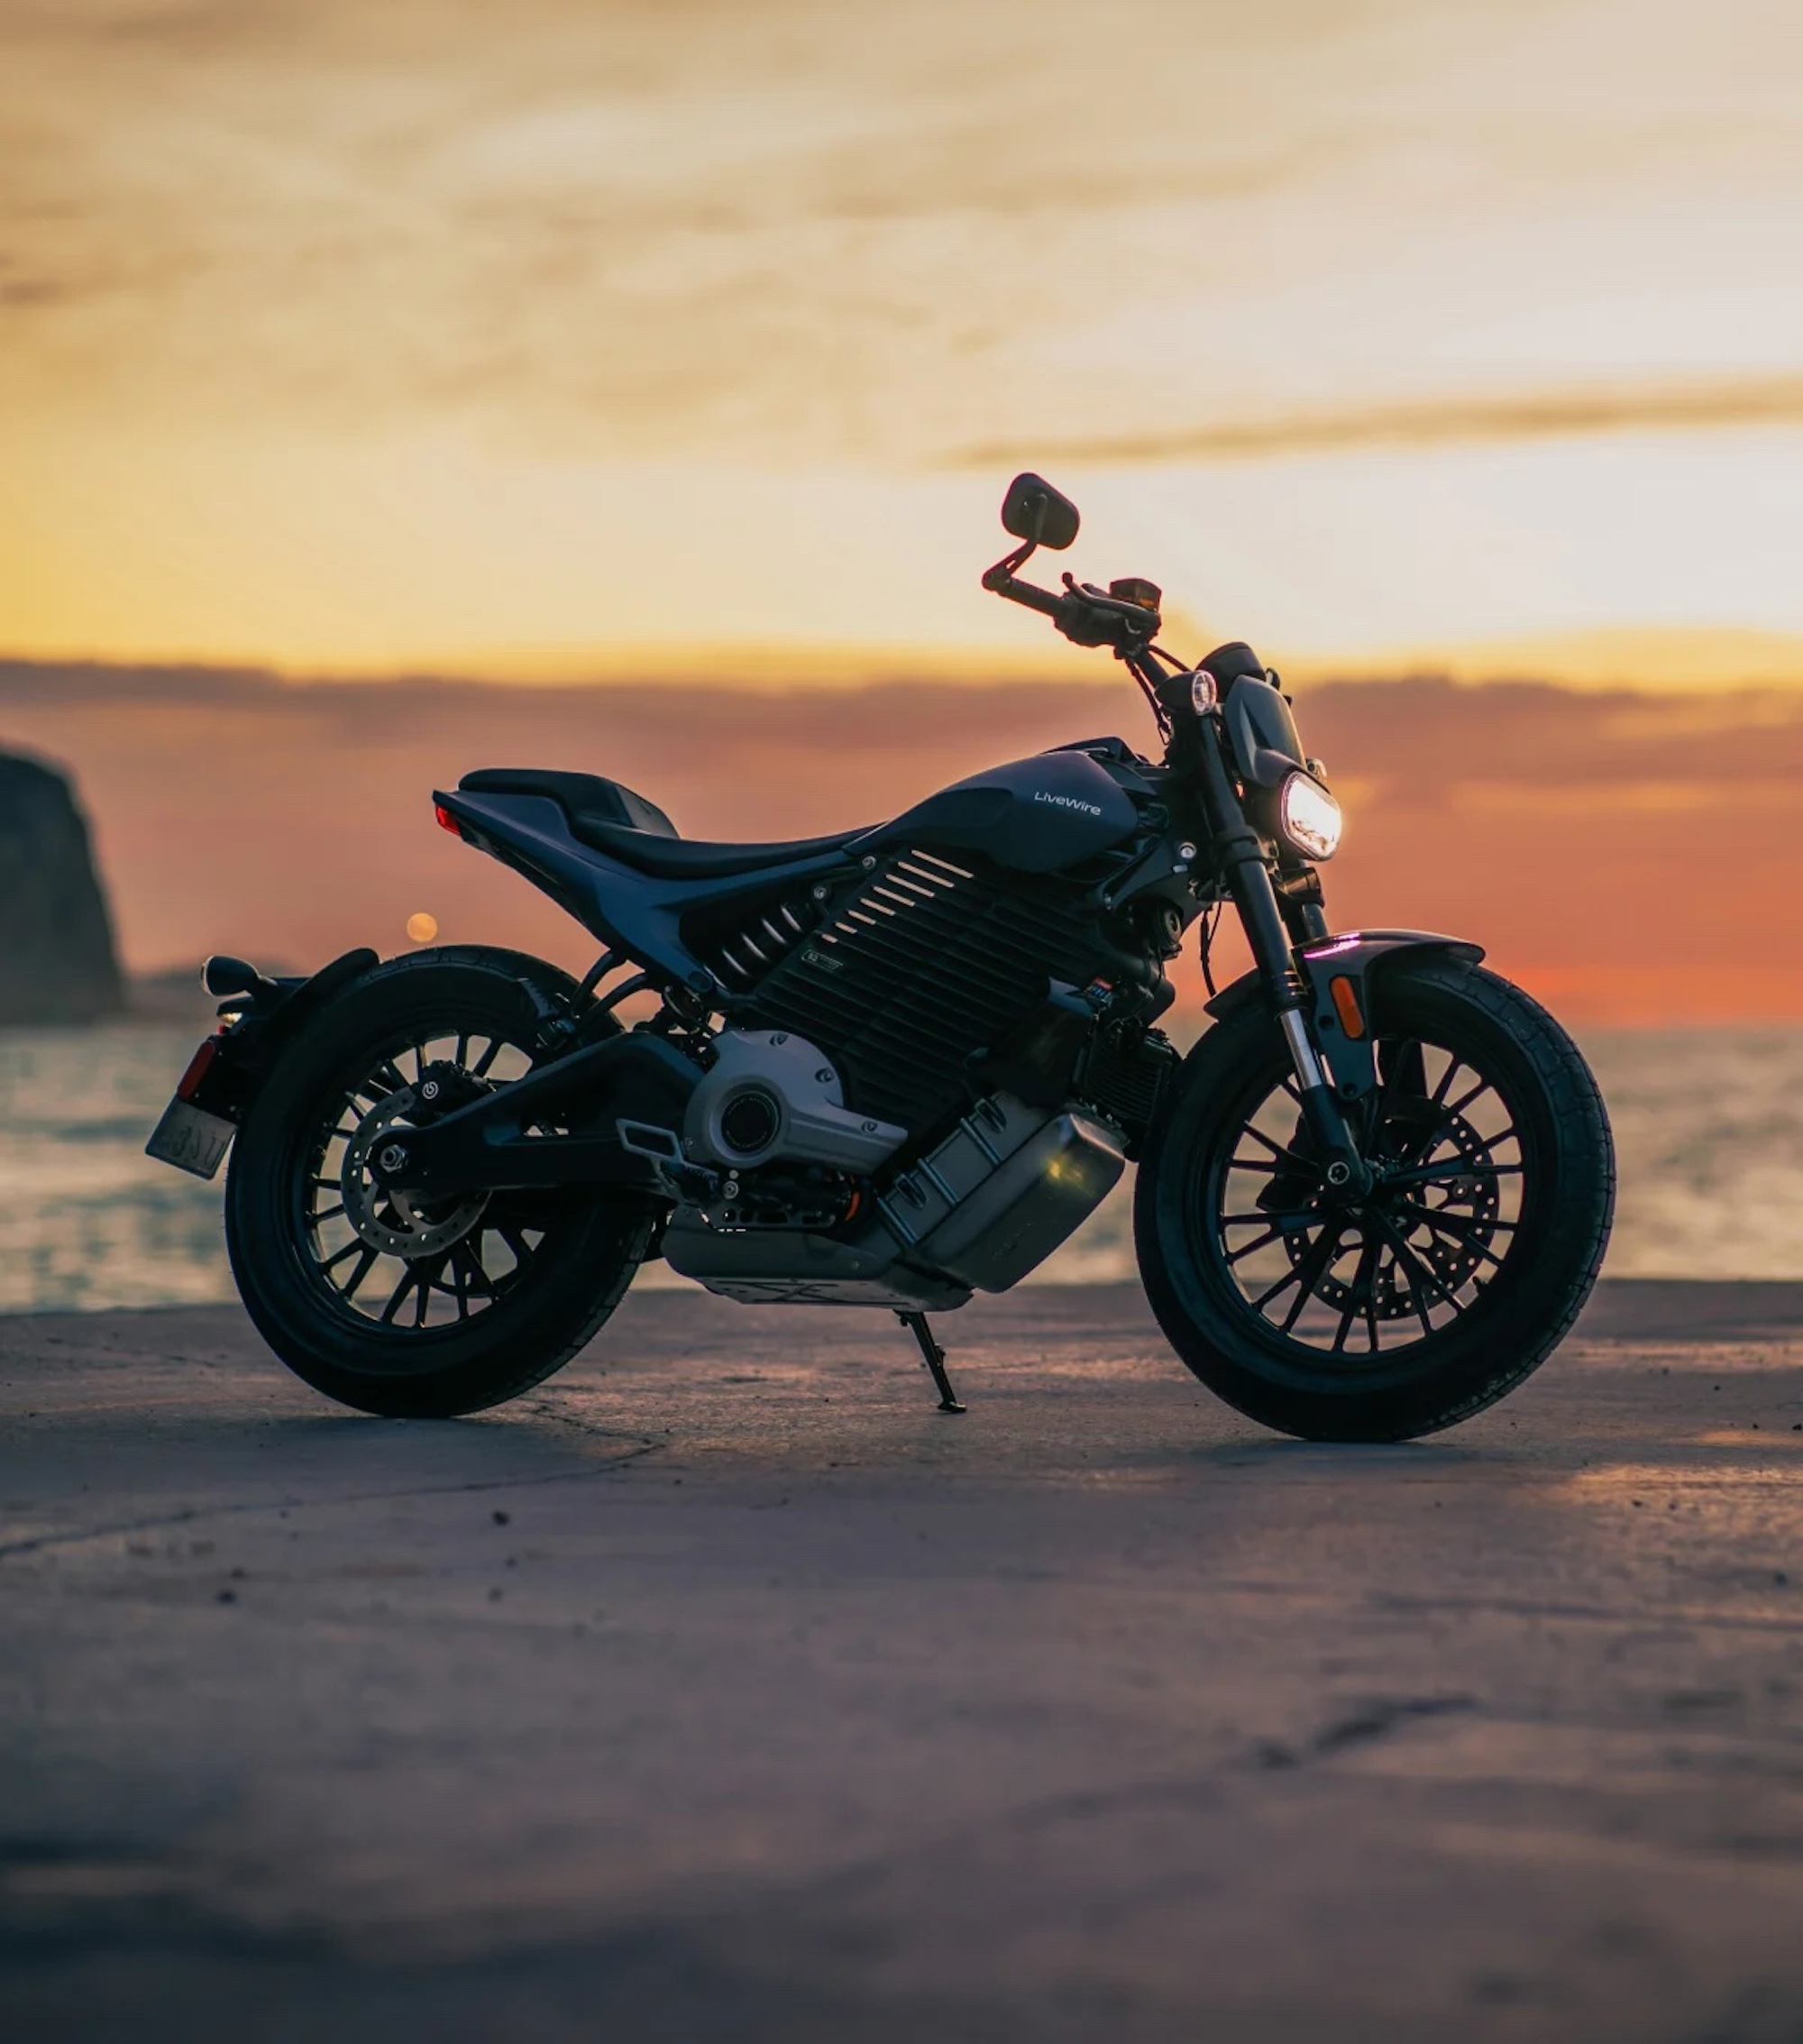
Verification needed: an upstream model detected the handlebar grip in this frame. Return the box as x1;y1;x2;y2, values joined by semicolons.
981;568;1066;619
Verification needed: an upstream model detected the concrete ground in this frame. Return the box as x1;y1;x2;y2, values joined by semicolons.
3;1280;1803;2042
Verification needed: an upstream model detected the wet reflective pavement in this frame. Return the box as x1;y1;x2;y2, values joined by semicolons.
4;1281;1802;2041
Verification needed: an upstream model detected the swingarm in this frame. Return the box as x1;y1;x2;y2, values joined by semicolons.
368;1031;702;1202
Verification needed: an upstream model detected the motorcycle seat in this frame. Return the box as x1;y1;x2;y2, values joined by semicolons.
574;821;871;879
458;768;868;880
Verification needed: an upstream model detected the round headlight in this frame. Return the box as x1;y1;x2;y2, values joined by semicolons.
1277;771;1341;861
1189;668;1218;714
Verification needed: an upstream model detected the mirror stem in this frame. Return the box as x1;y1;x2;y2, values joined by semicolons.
981;536;1038;593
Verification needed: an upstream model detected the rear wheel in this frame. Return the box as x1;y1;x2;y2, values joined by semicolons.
1134;955;1614;1441
225;951;657;1417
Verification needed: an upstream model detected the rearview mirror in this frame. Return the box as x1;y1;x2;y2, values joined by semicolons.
1001;472;1080;551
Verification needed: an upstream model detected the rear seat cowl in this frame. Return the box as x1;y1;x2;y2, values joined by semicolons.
458;768;677;838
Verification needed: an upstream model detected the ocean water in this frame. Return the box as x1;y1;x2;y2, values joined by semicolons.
0;1022;1798;1315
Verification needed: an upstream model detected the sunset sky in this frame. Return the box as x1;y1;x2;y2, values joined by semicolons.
5;0;1803;679
5;2;1803;1024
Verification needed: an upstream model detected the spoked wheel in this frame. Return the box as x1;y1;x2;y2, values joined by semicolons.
311;1028;554;1333
1135;954;1614;1440
226;950;658;1417
1227;1033;1523;1357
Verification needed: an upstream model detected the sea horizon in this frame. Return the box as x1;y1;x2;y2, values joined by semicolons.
3;1018;1797;1319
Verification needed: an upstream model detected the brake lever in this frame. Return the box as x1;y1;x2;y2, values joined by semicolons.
1056;573;1161;646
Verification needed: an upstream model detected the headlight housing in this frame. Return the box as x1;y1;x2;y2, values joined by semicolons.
1277;771;1341;861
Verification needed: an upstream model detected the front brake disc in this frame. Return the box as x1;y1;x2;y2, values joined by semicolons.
1287;1104;1501;1317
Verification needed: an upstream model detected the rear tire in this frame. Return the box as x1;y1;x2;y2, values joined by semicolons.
1134;955;1614;1441
225;949;657;1417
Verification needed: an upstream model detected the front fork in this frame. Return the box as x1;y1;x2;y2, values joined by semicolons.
1194;720;1372;1196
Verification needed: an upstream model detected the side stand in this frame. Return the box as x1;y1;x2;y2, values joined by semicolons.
897;1311;966;1415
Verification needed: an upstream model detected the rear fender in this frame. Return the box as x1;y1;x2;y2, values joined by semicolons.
192;947;381;1123
1204;930;1486;1101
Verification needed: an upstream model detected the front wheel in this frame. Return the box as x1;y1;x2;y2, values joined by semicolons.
225;950;658;1417
1134;955;1614;1441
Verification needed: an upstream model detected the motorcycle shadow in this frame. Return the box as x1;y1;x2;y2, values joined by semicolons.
1175;1434;1498;1474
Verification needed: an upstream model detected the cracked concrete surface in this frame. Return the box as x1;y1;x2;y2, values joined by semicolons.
4;1280;1803;2039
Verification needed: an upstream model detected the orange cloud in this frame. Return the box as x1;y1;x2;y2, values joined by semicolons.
1;661;1798;1028
950;375;1803;469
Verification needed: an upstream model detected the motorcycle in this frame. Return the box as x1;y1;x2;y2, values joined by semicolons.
148;473;1614;1439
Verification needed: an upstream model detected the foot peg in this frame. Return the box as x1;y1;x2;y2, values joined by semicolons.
898;1311;966;1414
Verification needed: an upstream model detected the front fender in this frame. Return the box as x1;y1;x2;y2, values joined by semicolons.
1203;929;1486;1101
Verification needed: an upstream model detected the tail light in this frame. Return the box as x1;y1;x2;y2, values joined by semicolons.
176;1036;221;1102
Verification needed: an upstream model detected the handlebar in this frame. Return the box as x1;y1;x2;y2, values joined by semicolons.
981;562;1161;650
980;561;1065;619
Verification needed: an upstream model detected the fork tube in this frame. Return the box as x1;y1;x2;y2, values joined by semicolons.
1194;718;1305;1017
1196;718;1369;1192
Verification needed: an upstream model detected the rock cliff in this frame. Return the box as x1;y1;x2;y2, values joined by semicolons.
0;753;124;1024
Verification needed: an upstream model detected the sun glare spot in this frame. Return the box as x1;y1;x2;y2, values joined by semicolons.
406;912;439;944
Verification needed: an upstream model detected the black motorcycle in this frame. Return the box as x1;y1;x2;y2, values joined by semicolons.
148;473;1614;1439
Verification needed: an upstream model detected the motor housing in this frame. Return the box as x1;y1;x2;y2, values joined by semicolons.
682;1029;905;1173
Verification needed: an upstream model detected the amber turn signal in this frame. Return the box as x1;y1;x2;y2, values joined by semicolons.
1329;975;1366;1040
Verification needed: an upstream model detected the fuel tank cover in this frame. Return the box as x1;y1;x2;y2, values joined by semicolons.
868;749;1139;874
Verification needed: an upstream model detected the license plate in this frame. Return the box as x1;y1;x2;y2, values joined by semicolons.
145;1096;235;1180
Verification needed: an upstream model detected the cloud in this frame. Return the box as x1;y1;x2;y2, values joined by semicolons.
14;0;1798;466
5;659;1803;1027
947;375;1803;467
7;0;1803;700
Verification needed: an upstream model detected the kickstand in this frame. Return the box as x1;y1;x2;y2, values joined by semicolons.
898;1311;966;1415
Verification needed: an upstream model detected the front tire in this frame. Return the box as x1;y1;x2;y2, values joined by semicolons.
1134;955;1614;1441
225;949;657;1417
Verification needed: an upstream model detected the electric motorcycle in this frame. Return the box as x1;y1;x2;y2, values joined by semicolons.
148;473;1614;1439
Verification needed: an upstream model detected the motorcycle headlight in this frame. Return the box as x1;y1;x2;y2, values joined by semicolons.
1277;771;1341;861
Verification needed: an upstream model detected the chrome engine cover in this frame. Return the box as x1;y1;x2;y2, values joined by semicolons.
683;1029;905;1173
